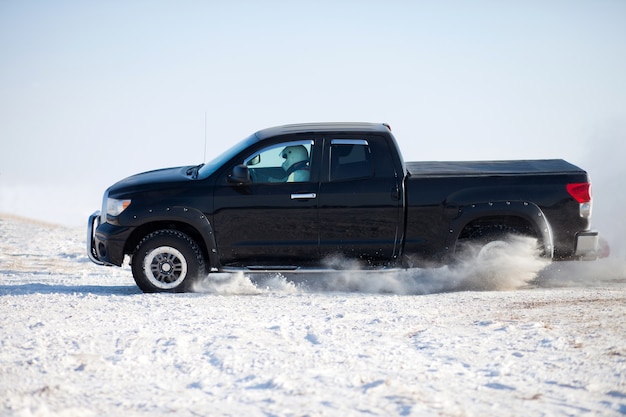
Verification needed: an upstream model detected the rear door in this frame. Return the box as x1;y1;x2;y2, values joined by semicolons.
317;136;403;263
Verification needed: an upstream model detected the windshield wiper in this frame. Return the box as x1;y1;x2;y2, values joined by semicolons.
186;163;204;179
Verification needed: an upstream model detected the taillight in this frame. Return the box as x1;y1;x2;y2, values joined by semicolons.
567;182;592;218
566;183;592;203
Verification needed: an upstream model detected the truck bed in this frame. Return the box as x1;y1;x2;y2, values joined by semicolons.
406;159;585;177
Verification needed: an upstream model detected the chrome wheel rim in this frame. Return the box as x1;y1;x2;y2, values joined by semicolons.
477;240;511;262
143;246;188;289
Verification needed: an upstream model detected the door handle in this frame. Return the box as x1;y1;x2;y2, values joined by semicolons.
291;193;317;200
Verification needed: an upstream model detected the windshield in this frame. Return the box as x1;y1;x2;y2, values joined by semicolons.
196;134;259;179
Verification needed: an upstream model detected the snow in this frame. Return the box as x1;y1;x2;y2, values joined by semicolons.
1;213;625;416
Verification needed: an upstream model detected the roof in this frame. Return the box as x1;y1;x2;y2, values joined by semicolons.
254;122;391;139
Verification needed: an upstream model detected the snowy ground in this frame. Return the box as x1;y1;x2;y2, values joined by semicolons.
1;214;625;417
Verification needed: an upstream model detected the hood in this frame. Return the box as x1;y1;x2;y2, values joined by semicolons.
108;166;192;196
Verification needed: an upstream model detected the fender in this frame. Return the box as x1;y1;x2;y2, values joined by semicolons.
125;205;221;270
446;200;554;258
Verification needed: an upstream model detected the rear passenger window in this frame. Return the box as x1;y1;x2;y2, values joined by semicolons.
330;139;373;181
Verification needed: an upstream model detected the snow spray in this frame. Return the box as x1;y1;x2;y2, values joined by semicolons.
192;235;556;295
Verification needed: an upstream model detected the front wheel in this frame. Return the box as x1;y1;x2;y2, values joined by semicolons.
131;229;206;293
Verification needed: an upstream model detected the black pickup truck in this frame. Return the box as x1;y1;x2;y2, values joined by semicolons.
88;123;599;292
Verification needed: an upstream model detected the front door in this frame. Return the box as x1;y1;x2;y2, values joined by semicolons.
212;138;320;266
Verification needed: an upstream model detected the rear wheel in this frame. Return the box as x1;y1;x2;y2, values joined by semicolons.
476;240;513;262
456;224;521;260
131;229;206;293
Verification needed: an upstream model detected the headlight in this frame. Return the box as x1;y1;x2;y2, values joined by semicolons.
106;198;131;216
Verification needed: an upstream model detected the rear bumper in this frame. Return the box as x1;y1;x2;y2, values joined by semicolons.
574;230;599;260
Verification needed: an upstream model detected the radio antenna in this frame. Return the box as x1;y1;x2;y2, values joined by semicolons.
203;111;207;163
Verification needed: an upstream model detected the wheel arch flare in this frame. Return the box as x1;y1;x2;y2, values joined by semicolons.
446;200;554;259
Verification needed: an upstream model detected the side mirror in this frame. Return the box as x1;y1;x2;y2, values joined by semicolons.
228;164;251;184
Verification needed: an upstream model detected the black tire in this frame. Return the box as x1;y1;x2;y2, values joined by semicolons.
131;229;206;293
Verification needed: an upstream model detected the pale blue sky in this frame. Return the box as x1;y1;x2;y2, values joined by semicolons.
1;1;625;227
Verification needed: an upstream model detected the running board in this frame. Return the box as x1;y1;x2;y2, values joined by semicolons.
219;266;404;274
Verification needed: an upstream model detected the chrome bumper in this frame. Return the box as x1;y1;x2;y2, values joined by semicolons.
87;211;105;265
575;231;599;260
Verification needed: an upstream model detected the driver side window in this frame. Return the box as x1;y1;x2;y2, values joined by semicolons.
244;140;313;183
